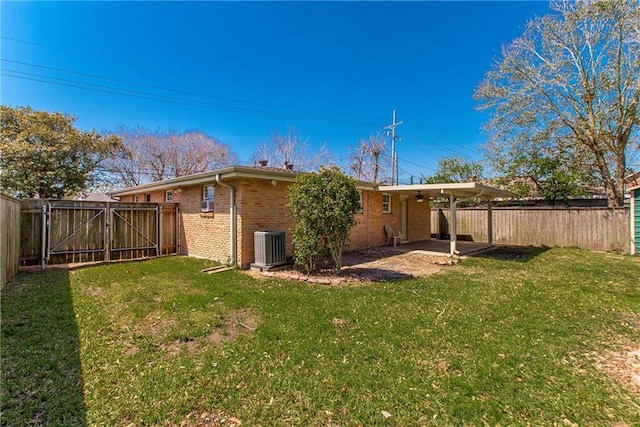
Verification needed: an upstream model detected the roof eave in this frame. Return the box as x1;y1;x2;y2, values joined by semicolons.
377;182;514;200
109;166;301;196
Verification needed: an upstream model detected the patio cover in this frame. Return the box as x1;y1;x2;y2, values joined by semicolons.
377;182;514;256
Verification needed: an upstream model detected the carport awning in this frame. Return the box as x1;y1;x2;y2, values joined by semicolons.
377;182;513;200
377;182;514;256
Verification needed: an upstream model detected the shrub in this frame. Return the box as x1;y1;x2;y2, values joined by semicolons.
287;167;360;274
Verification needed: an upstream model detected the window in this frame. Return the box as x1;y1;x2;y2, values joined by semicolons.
145;193;151;203
165;190;173;202
201;185;215;212
357;191;363;214
382;193;391;213
133;195;139;202
203;185;215;201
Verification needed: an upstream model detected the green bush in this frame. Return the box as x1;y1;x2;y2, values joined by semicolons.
287;167;360;274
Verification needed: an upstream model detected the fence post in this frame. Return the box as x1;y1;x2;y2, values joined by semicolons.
157;205;162;257
104;203;111;262
487;201;493;246
40;204;47;270
174;204;180;255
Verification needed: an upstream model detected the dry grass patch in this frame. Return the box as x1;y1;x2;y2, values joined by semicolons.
159;309;258;357
171;410;242;427
135;312;177;337
592;313;640;394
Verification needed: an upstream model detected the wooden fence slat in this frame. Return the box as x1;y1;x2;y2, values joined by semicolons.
1;194;21;288
430;206;630;252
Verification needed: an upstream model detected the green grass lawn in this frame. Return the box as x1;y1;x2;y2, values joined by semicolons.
2;247;639;425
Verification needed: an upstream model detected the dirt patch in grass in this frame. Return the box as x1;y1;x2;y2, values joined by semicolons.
592;314;640;395
208;309;257;345
169;410;241;426
249;249;451;284
85;286;105;298
594;345;640;394
135;313;177;337
160;309;258;356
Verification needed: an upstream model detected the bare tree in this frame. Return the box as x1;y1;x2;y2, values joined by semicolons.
104;126;238;187
250;126;332;171
475;0;640;207
348;133;389;183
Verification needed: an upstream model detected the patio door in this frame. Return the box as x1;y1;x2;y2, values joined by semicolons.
400;197;408;242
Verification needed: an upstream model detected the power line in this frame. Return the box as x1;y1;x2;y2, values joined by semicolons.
2;70;387;128
1;57;388;123
405;122;484;158
403;134;482;163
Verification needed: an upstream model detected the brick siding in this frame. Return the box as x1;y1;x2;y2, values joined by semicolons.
117;178;431;268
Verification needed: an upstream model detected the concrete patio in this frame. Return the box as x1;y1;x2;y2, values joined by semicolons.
386;239;495;257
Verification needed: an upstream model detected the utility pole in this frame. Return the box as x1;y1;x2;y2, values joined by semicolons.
385;110;403;185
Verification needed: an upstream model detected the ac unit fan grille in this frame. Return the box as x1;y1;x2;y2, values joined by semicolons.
254;230;286;266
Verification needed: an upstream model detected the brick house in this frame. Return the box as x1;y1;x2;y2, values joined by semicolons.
110;165;432;268
110;165;510;268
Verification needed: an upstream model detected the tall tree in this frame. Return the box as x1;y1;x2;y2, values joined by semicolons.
348;133;388;183
0;106;121;198
423;157;484;184
250;126;331;171
475;0;640;207
105;127;238;187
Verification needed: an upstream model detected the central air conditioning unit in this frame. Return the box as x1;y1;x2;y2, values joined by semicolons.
201;200;214;212
254;230;286;267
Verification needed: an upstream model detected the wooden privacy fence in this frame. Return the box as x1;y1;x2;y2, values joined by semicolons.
1;193;21;288
431;207;630;253
21;200;179;267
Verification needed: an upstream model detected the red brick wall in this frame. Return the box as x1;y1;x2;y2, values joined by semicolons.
407;198;431;241
116;179;432;267
118;190;165;203
235;178;294;268
177;185;231;261
347;190;397;250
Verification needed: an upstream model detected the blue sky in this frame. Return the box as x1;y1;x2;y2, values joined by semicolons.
1;1;552;183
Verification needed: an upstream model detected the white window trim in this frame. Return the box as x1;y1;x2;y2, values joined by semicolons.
357;191;363;214
145;193;151;203
382;193;391;213
165;190;173;203
203;185;215;201
133;195;139;202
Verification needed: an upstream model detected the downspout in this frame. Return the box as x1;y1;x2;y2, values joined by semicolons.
216;174;237;267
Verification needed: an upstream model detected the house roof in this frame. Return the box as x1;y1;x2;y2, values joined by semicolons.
71;192;119;202
109;165;378;197
377;182;514;200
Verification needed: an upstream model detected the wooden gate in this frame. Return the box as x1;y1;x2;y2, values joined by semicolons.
20;200;179;267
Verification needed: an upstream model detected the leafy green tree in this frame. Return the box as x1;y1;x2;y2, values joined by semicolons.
422;157;485;207
287;167;361;274
0;106;121;198
475;1;640;208
506;148;586;204
423;157;484;184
